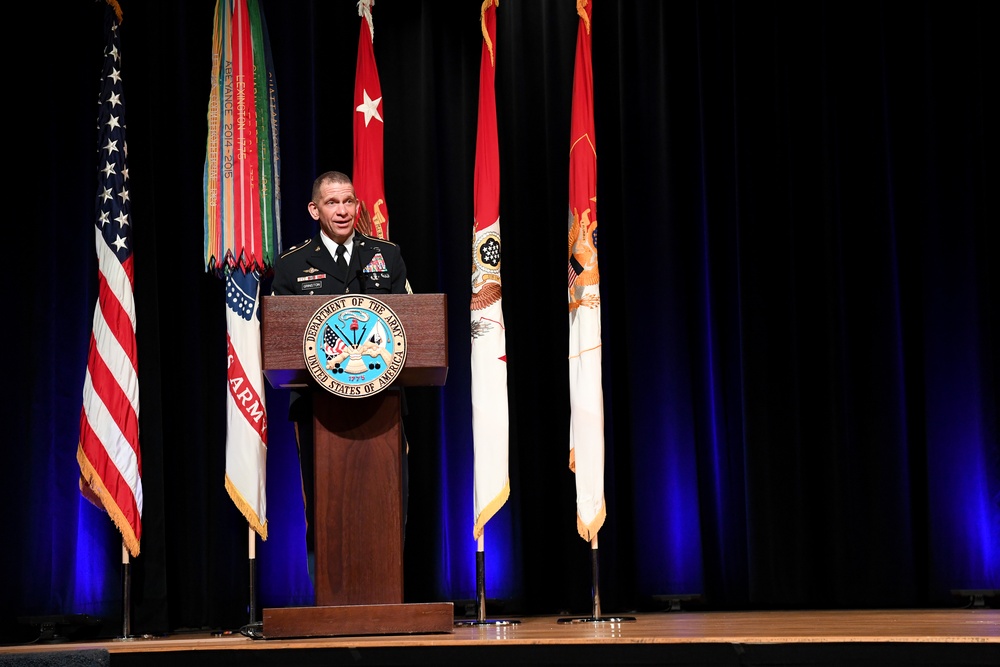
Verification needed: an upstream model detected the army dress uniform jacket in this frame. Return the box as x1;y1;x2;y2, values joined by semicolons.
270;231;408;296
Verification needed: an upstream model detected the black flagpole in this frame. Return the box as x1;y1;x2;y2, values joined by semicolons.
248;527;258;625
121;542;132;639
115;541;138;641
454;533;520;627
243;526;263;637
558;535;635;624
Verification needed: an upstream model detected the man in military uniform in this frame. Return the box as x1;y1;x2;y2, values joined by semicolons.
270;170;411;581
271;170;410;296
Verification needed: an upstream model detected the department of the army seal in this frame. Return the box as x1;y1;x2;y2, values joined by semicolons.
302;295;407;398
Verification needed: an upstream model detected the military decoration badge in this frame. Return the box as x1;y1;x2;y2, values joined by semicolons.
303;296;407;397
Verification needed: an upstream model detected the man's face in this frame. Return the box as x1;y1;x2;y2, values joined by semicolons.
309;181;357;244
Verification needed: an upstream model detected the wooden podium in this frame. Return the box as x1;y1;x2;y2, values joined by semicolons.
259;294;453;638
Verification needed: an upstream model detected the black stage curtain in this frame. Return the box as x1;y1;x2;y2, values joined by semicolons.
4;0;995;640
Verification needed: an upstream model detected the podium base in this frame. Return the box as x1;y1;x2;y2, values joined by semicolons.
262;603;454;639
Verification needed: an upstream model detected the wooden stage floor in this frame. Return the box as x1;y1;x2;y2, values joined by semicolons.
2;608;998;666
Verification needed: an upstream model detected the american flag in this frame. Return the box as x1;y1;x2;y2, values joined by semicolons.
77;0;142;558
207;0;276;540
323;324;347;358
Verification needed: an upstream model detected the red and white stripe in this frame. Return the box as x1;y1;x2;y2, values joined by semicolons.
78;249;142;556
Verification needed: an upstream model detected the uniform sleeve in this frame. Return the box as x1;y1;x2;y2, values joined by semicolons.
271;258;293;295
391;247;409;294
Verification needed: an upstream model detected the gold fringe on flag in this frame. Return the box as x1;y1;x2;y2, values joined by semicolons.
78;448;141;557
576;0;590;34
104;0;123;23
481;0;498;66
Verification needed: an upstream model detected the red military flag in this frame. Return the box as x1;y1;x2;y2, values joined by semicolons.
353;0;389;240
78;0;142;557
567;0;606;542
470;0;509;541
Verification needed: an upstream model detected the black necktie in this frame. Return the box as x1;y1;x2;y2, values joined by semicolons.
335;244;347;274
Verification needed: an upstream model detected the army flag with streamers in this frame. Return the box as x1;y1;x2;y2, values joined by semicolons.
204;0;279;539
204;0;280;272
470;0;509;541
567;0;606;542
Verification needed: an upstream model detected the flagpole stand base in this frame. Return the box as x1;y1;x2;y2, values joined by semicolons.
454;618;520;627
557;615;636;624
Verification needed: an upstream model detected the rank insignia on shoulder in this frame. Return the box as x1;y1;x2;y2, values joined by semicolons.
280;240;313;257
